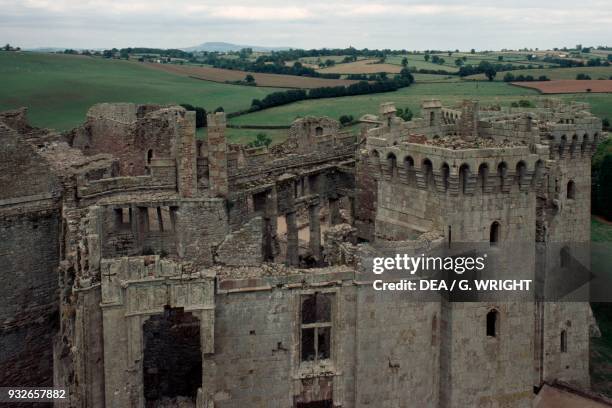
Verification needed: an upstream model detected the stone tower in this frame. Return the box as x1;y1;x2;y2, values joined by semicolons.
207;112;229;197
176;110;197;198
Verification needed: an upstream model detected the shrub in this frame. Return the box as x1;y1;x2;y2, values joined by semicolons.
396;107;413;121
503;73;515;82
180;104;207;128
339;115;354;126
246;132;272;148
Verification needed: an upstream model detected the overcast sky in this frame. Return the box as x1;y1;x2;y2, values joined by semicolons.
1;0;612;50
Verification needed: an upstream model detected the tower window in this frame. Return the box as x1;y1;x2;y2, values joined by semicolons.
560;330;567;353
490;221;500;246
567;180;576;199
486;309;499;337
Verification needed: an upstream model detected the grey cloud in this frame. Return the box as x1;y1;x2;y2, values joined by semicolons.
0;0;610;49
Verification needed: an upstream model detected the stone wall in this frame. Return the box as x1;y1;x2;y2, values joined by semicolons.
0;209;60;388
72;104;185;176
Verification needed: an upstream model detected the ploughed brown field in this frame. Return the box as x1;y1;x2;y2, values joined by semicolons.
143;62;359;89
511;80;612;94
317;59;402;74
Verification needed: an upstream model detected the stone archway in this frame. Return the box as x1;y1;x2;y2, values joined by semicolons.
143;306;202;407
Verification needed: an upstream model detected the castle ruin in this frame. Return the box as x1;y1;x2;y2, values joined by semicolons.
0;98;604;407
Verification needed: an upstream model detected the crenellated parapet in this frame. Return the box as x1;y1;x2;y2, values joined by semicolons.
364;141;546;196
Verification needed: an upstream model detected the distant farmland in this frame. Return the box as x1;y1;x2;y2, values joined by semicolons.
317;59;402;74
145;62;359;89
0;52;282;130
512;80;612;94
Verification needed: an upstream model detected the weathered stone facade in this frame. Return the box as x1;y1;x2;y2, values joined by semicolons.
0;98;604;407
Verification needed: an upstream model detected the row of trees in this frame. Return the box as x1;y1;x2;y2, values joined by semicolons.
179;104;225;128
503;73;550;82
250;72;414;112
458;61;544;79
202;55;341;79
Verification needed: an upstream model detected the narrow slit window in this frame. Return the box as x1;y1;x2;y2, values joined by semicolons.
486;309;499;337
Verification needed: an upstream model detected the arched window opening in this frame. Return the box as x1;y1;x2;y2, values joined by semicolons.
486;309;499;337
581;135;589;154
560;246;571;268
559;135;567;158
570;135;578;158
490;221;500;246
560;330;567;353
533;160;544;185
441;163;450;192
147;149;153;164
404;156;415;184
387;153;397;178
315;126;324;136
478;163;489;192
516;161;527;187
497;162;508;191
459;164;470;194
567;180;576;199
422;159;434;188
429;111;435;126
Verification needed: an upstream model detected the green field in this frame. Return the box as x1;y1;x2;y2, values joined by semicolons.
197;127;289;145
386;54;459;72
0;51;281;131
228;81;534;126
412;73;459;83
230;81;612;127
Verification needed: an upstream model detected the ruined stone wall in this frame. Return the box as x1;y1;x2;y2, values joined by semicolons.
72;104;184;176
207;271;444;407
537;131;598;388
287;116;341;155
354;151;377;241
0;124;61;201
174;199;229;267
442;302;534;408
0;209;60;388
0;124;61;389
353;292;441;407
207;112;229;197
216;217;263;266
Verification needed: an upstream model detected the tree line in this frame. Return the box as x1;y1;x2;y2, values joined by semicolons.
250;72;414;112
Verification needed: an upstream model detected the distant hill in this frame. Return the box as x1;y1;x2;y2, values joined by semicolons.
25;47;69;52
183;42;290;52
